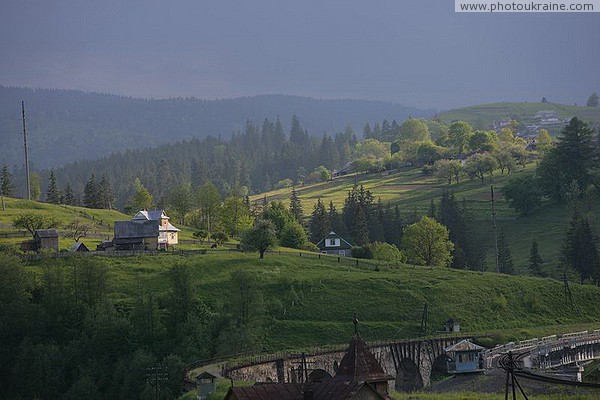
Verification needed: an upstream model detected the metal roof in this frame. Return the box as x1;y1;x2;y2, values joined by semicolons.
333;334;393;383
34;229;58;238
316;231;353;250
114;220;159;239
226;381;386;400
445;339;485;353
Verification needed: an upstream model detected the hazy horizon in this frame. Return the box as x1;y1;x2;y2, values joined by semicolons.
1;1;599;109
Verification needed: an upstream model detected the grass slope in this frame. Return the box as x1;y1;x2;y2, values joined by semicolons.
250;165;600;277
437;101;600;129
25;252;600;351
0;197;196;249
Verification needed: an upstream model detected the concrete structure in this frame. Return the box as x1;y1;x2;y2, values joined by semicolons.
316;231;352;257
445;339;484;373
224;336;472;392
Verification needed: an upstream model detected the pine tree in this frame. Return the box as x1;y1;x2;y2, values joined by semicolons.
369;198;385;243
83;174;99;208
46;171;62;204
328;201;347;237
428;198;437;219
289;187;304;223
63;183;77;206
0;164;15;196
497;229;514;274
289;115;308;146
561;211;600;283
528;240;544;277
98;175;114;209
309;198;330;243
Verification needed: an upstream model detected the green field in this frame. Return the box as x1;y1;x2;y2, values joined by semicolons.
436;101;600;129
0;196;197;249
23;251;600;351
250;164;600;277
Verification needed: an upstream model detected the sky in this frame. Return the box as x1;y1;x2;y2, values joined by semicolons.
1;0;599;109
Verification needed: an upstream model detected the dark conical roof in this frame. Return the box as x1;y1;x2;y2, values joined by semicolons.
333;335;393;382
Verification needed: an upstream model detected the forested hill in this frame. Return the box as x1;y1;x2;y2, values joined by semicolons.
0;86;433;168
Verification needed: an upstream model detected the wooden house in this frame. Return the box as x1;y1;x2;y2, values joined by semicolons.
113;210;180;251
21;229;59;252
445;339;484;374
316;231;352;257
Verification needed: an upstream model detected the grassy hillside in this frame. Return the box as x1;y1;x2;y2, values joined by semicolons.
249;165;600;276
24;252;600;351
0;197;196;249
436;101;600;130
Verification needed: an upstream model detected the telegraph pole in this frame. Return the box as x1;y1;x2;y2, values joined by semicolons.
22;101;31;200
491;186;499;273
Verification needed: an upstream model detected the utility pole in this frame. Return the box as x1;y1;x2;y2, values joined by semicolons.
22;101;31;200
491;186;499;273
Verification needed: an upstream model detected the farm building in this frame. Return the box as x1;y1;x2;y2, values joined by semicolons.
317;231;352;257
113;209;180;251
195;371;217;400
69;241;90;252
20;229;59;252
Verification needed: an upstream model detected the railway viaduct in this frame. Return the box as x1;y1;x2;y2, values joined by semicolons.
223;335;472;391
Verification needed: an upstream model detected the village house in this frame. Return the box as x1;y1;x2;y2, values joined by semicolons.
113;209;180;251
20;229;59;252
69;241;90;252
316;231;352;257
224;329;393;400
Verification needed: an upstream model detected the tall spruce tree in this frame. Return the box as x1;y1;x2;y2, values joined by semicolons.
369;198;385;243
497;229;514;274
289;187;304;223
98;175;114;209
63;183;77;206
1;164;15;196
528;240;544;277
328;201;347;237
46;171;62;204
309;198;330;243
561;211;600;283
83;174;99;208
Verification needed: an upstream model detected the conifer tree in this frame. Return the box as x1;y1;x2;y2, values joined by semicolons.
369;198;385;243
83;174;99;208
328;201;347;237
46;171;62;204
561;211;600;283
63;183;77;206
528;240;544;277
289;187;304;223
0;164;15;196
497;229;514;274
98;175;114;209
309;198;330;243
428;198;437;219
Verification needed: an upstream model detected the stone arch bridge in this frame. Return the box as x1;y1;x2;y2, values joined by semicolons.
223;335;474;391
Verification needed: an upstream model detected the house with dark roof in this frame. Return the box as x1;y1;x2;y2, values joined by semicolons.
113;210;180;250
316;231;352;257
224;328;392;400
69;241;90;252
20;229;59;252
195;371;217;399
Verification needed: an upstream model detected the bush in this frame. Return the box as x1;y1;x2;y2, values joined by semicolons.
368;242;405;263
351;246;373;259
279;221;308;249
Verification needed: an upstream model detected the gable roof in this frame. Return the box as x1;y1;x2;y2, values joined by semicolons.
226;381;386;400
445;339;484;353
133;209;169;221
333;334;393;383
34;229;58;239
69;241;90;252
316;231;353;249
196;371;217;381
160;222;181;232
114;220;159;239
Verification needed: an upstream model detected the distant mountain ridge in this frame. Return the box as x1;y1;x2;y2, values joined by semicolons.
0;86;434;168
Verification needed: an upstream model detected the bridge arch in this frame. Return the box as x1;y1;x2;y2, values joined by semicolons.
308;369;333;383
395;358;424;391
429;354;449;383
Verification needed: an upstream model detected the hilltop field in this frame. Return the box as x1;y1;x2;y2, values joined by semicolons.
436;101;600;129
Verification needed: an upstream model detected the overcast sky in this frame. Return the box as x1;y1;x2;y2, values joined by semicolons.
1;0;598;109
